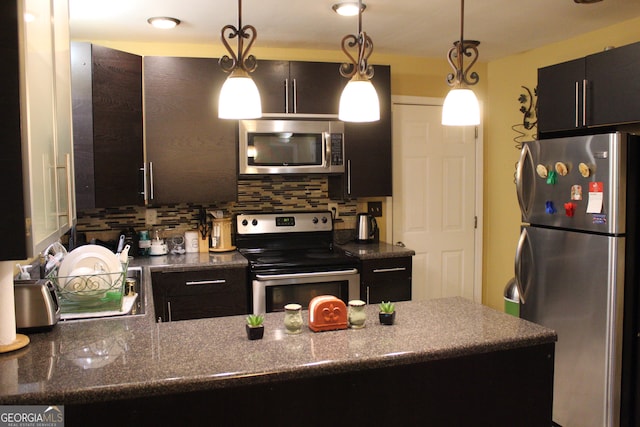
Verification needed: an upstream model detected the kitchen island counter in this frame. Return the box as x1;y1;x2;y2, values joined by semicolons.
0;293;555;426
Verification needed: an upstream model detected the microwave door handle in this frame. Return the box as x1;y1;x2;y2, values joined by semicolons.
324;133;331;168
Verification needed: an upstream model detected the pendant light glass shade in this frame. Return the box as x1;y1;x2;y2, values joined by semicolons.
442;87;480;126
218;69;262;119
339;76;380;122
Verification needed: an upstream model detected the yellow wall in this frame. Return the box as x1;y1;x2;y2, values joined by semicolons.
483;16;640;310
83;16;640;311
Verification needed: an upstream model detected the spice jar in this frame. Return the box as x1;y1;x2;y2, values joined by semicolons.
284;303;303;334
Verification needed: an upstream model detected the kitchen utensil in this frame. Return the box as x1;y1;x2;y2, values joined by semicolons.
116;234;125;255
355;213;378;242
14;280;60;331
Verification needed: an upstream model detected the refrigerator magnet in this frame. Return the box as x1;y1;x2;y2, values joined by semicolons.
578;162;591;178
571;185;582;200
536;164;548;178
555;162;568;176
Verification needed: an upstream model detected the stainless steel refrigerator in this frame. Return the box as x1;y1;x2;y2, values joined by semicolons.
515;132;640;427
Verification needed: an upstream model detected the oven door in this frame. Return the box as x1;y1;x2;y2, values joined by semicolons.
252;268;359;314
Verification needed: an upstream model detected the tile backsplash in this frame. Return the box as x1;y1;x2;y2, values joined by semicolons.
75;176;358;239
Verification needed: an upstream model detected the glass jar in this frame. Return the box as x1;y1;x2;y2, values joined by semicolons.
284;303;303;334
348;299;366;329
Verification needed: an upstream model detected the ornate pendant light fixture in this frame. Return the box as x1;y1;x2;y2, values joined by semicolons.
218;0;262;119
442;0;481;126
338;0;380;122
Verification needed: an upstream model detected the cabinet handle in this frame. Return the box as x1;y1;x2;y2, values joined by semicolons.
366;286;370;305
582;79;588;127
167;301;172;322
140;163;148;202
284;78;289;113
149;162;155;201
292;78;297;113
347;159;352;195
575;81;579;128
185;279;226;286
56;154;74;223
372;267;407;273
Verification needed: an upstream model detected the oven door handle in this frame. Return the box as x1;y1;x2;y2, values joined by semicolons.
255;269;358;281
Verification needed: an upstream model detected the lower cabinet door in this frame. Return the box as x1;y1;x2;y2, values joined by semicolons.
152;267;248;322
360;257;412;304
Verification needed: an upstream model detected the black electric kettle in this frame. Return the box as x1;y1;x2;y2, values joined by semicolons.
355;213;378;242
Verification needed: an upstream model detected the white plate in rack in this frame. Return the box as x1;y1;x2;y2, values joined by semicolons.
58;244;122;287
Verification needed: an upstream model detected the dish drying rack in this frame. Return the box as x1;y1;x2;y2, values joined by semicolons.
48;261;129;314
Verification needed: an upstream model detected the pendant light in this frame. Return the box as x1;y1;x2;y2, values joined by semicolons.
338;0;380;122
218;0;262;119
442;0;480;126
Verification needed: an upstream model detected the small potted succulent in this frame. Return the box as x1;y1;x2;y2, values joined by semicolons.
245;314;265;340
378;301;396;325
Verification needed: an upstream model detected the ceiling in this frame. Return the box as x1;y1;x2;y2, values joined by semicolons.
69;0;640;61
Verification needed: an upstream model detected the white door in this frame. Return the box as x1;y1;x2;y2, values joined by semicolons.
392;97;482;302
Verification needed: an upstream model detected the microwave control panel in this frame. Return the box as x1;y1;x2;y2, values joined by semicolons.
330;134;344;166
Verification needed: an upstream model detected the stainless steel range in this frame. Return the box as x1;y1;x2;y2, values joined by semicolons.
235;211;360;314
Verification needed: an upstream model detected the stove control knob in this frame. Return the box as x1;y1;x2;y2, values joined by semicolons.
241;219;248;226
321;216;328;224
252;219;258;226
312;217;318;224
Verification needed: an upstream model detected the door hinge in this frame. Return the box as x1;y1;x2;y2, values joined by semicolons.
475;127;478;139
474;216;478;229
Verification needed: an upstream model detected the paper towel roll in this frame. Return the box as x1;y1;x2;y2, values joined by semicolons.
0;261;17;346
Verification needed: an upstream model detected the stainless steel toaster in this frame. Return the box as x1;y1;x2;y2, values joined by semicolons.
14;280;60;331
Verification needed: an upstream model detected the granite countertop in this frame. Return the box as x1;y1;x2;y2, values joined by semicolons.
339;241;416;259
129;251;248;271
0;277;555;406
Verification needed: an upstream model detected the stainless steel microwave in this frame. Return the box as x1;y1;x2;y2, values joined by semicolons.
239;119;345;175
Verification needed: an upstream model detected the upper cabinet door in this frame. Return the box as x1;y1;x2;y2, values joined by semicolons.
251;60;289;114
71;43;144;210
251;60;344;115
587;41;640;127
289;61;344;115
537;58;586;134
144;56;237;205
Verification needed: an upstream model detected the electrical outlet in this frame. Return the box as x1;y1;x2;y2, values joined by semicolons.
368;201;383;217
145;208;158;225
328;202;339;219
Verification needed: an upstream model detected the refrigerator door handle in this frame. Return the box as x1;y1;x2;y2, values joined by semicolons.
514;227;531;304
515;143;533;218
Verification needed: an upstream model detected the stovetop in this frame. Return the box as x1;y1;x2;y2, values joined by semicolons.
235;211;357;273
239;247;358;271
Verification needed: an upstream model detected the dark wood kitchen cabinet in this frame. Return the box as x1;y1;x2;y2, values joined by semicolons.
144;57;237;204
71;43;144;209
538;41;640;136
251;60;344;114
360;256;412;304
151;267;248;322
329;65;392;199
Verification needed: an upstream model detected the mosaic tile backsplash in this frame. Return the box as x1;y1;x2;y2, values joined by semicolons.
76;176;358;238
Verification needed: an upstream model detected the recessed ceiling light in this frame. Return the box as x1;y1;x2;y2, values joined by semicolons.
147;17;181;30
332;2;366;17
